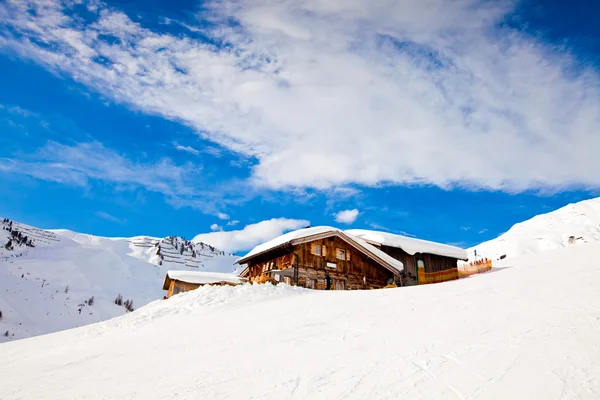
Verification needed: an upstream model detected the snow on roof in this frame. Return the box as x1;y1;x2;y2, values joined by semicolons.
346;229;468;260
165;271;245;286
239;226;335;261
237;226;403;274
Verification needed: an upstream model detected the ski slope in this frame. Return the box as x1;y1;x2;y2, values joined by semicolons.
0;219;238;341
1;242;599;399
469;197;600;261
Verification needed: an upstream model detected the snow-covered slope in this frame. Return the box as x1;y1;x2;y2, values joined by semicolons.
1;243;599;399
52;229;238;271
0;219;238;341
469;197;600;260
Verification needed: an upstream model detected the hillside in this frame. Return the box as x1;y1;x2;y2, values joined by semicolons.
1;242;599;398
469;197;600;261
0;218;239;341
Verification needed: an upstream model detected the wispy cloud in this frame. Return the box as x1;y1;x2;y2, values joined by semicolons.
0;141;210;208
217;212;230;220
95;211;126;224
173;144;200;156
1;0;600;193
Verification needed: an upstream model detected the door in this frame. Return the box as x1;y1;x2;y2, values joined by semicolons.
416;258;425;284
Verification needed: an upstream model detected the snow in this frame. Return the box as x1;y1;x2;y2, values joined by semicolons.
238;226;404;273
239;226;339;260
347;229;469;260
1;242;600;398
0;219;238;342
468;197;600;261
165;270;245;285
51;229;239;271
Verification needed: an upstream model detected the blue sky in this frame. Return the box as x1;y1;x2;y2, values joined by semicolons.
1;0;599;254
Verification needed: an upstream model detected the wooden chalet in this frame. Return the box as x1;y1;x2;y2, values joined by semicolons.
237;227;404;290
346;229;469;285
162;271;246;298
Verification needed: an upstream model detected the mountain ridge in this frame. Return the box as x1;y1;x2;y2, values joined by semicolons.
0;218;239;341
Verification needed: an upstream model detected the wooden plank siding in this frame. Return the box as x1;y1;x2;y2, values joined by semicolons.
377;245;459;285
167;280;201;298
245;236;396;290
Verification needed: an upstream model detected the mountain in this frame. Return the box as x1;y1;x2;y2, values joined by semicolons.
468;197;600;261
0;218;239;342
1;241;599;398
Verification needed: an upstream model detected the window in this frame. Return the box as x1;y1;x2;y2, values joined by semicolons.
305;278;315;289
336;248;346;260
311;244;322;256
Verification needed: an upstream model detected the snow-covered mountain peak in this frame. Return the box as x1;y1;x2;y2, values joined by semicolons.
128;235;236;270
470;197;600;260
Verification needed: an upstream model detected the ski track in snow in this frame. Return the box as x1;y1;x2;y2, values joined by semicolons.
1;243;600;399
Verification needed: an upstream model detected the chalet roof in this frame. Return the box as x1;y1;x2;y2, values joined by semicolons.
162;270;245;290
236;226;404;275
345;229;468;261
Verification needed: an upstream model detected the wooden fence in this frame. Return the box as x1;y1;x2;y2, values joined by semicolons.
458;259;492;279
417;268;459;285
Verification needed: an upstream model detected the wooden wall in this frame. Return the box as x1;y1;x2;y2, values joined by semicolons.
245;236;396;290
167;280;201;298
378;245;459;285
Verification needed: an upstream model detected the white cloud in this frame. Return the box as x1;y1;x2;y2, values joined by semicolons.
193;217;309;253
1;0;600;192
95;211;126;224
217;212;230;220
334;209;359;224
210;223;222;231
173;144;200;156
227;220;239;226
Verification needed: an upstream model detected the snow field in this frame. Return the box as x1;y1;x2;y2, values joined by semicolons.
1;242;599;399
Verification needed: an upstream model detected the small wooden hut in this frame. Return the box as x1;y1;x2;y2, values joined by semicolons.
162;271;245;298
237;226;404;290
346;229;468;285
